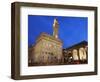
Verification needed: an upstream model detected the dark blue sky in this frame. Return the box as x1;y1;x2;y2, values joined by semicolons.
28;15;88;48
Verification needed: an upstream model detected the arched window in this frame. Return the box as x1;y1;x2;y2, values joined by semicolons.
79;47;86;60
72;49;79;60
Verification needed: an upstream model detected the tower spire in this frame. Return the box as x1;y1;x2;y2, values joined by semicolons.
53;18;59;39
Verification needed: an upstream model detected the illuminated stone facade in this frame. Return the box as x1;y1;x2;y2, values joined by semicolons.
33;33;62;65
29;18;63;65
53;18;59;39
63;41;88;64
28;18;88;66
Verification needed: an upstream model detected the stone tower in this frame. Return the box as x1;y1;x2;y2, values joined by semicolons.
53;18;59;39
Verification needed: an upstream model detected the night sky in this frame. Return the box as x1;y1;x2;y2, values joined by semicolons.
28;15;88;48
